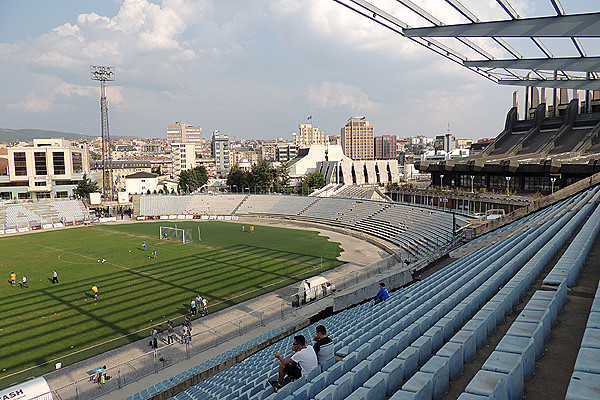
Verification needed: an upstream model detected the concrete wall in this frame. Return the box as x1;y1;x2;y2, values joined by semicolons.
333;265;412;312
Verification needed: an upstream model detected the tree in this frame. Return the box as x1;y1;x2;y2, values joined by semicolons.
302;172;325;194
74;174;99;199
251;159;273;192
273;164;290;192
178;166;209;193
226;166;245;192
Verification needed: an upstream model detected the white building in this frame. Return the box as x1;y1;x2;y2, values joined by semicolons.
171;143;196;176
125;172;159;195
2;138;89;200
287;144;351;178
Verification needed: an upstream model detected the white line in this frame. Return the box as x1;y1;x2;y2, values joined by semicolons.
39;244;165;280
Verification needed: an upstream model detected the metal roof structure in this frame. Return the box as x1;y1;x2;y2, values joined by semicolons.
333;0;600;90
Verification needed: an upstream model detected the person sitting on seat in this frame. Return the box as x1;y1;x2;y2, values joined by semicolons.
374;282;390;304
313;325;334;367
269;335;317;391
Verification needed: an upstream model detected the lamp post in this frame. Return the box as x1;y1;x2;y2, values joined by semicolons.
506;176;511;196
470;175;475;193
440;174;444;188
550;177;556;194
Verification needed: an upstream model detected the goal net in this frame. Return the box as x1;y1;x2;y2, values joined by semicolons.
159;226;193;244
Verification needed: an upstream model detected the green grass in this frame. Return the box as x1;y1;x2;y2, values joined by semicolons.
0;221;343;387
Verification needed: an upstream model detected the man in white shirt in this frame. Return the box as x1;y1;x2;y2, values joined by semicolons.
269;335;317;391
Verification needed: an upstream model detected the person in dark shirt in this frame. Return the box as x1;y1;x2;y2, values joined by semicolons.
313;325;334;366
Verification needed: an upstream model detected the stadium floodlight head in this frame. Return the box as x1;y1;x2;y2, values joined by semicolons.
90;65;115;82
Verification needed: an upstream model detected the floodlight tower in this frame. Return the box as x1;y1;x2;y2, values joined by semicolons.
90;65;115;200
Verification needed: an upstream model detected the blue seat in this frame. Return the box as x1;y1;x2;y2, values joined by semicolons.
495;335;536;381
421;356;450;400
573;347;600;374
481;351;524;400
565;371;600;400
380;358;405;396
450;330;477;363
401;371;434;400
464;370;509;400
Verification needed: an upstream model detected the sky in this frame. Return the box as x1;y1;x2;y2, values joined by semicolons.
0;0;598;141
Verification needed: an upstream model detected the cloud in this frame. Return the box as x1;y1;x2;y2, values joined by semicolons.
307;81;380;111
7;98;55;113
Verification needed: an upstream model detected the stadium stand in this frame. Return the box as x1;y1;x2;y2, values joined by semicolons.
267;196;316;216
116;185;600;400
185;195;243;215
138;194;466;260
235;195;283;214
139;195;191;216
0;199;89;229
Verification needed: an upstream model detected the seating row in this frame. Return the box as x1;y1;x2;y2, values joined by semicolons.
565;205;600;400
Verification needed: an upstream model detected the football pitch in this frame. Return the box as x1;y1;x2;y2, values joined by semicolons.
0;221;343;386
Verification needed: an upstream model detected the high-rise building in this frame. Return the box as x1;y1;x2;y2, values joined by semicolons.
211;130;230;177
293;124;328;147
434;133;456;153
166;122;203;149
340;117;374;160
374;135;398;160
171;143;196;176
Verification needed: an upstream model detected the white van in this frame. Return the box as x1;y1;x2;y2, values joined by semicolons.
297;276;335;305
0;377;53;400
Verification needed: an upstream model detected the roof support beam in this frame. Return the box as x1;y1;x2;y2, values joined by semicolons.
499;79;600;91
404;12;600;37
465;57;600;72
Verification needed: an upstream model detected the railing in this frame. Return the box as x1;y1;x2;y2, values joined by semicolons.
48;249;410;400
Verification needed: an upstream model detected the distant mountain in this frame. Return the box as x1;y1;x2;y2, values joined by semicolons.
0;128;90;142
0;128;131;142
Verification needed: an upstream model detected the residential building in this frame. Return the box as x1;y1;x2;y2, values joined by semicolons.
1;138;89;200
276;144;299;163
171;143;196;176
261;140;278;161
125;172;159;195
166;122;203;149
340;117;374;160
293;124;328;147
374;135;398;160
211;130;230;177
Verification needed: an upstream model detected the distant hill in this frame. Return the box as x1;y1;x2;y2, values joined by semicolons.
0;128;130;142
0;128;90;142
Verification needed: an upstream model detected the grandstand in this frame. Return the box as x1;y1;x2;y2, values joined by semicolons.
109;182;600;400
0;199;89;230
137;194;467;259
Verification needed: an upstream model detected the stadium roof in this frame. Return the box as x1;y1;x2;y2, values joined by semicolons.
333;0;600;90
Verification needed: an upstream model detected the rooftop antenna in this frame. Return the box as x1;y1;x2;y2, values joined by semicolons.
90;65;115;200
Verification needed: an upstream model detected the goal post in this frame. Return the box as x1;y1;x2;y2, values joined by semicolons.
159;226;193;244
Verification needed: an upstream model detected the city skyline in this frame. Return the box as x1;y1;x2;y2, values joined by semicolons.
1;1;598;141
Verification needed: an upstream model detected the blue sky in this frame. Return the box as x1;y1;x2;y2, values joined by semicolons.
0;0;597;140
